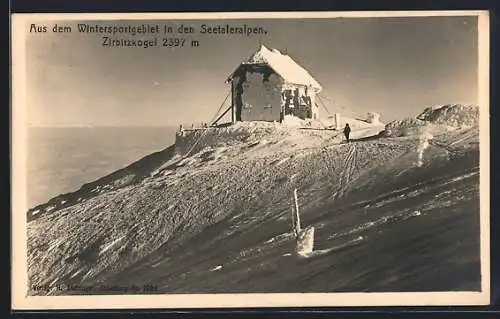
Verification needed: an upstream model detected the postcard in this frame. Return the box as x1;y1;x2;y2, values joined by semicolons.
11;10;490;309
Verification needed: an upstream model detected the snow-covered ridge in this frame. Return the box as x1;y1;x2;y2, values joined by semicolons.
27;118;386;221
26;102;480;295
26;104;475;220
416;104;479;127
384;104;479;137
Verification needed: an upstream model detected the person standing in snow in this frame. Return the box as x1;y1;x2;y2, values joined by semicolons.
343;123;351;143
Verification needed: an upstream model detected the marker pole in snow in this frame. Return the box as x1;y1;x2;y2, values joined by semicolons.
291;188;316;257
293;188;301;236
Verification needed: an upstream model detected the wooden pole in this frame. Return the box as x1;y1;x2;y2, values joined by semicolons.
231;82;235;124
211;105;233;127
293;188;301;235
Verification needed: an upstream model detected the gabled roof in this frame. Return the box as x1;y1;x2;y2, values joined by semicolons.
227;45;322;92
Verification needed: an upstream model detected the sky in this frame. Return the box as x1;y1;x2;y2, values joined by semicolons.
25;16;479;127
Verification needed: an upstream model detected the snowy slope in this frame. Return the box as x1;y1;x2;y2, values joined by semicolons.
27;114;481;295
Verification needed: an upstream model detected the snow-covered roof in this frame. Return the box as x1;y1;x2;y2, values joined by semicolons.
228;45;322;92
